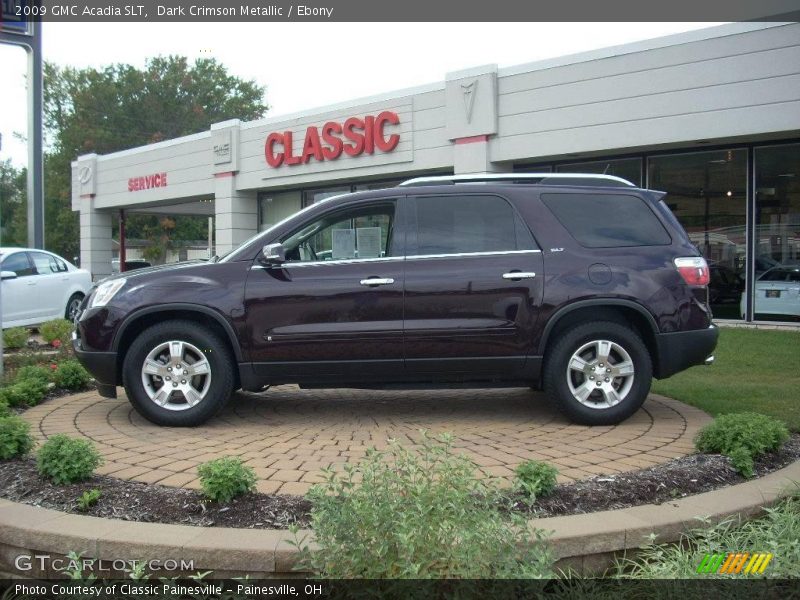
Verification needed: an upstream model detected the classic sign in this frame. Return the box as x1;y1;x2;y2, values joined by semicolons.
265;111;400;168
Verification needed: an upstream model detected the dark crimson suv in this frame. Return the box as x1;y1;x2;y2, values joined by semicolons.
73;174;718;427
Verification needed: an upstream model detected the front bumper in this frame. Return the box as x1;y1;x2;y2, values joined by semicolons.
72;335;118;398
654;324;719;379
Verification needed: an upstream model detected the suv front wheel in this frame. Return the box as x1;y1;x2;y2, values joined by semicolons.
543;321;652;425
122;320;235;426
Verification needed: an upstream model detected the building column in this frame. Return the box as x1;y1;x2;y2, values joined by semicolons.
445;64;509;175
214;175;258;256
79;200;113;281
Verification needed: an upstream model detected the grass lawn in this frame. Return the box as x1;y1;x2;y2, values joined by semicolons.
652;327;800;431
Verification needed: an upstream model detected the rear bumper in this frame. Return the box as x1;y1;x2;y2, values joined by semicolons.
654;324;719;379
72;336;118;398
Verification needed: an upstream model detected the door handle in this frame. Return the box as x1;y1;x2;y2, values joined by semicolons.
360;277;395;287
502;272;536;280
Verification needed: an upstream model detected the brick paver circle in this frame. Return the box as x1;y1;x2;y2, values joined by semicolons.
22;388;711;495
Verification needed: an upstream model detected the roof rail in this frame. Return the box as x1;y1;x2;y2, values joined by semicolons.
398;173;636;188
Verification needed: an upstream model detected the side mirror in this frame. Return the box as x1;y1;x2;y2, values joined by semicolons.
262;243;286;265
1;271;17;280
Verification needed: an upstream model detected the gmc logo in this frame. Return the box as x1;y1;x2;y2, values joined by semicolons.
265;111;400;168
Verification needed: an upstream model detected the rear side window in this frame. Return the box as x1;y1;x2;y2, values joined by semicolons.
541;193;671;248
413;195;536;256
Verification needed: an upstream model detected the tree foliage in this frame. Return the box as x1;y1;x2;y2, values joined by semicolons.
20;56;269;259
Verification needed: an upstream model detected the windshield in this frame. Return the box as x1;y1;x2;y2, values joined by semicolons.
218;193;348;262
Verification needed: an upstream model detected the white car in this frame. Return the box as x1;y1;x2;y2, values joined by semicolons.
1;247;92;328
740;266;800;320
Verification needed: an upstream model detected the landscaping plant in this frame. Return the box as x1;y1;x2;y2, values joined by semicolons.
2;327;29;350
52;360;91;391
15;364;52;385
0;378;49;407
514;459;559;502
695;412;790;478
0;416;35;459
37;434;102;484
294;432;553;578
614;491;800;578
77;489;102;512
0;400;9;418
38;319;74;346
197;457;257;502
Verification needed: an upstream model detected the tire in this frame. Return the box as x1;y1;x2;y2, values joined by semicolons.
65;293;84;321
543;321;652;425
122;320;235;426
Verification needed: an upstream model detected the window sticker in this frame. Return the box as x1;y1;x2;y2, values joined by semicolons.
357;227;382;258
332;229;356;259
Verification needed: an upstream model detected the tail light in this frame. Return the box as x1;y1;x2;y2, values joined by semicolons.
674;257;710;286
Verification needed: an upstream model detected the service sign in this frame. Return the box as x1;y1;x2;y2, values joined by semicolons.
1;0;33;36
264;111;400;168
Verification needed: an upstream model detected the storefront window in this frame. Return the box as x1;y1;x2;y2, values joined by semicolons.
557;158;643;187
753;143;800;322
648;149;747;320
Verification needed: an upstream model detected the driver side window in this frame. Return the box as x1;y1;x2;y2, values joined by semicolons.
281;203;396;263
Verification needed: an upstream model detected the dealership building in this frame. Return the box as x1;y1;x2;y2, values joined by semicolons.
72;21;800;323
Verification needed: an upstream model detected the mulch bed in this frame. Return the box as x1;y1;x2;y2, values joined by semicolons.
512;433;800;518
0;434;797;530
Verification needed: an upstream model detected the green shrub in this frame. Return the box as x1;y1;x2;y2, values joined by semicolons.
198;457;257;502
77;489;102;511
614;491;800;578
15;365;52;385
3;327;29;350
695;412;790;478
37;434;102;484
295;432;552;578
0;416;34;459
514;460;559;501
39;319;73;346
52;360;90;391
0;400;9;418
0;378;49;407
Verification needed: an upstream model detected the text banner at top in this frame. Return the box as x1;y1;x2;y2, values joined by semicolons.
3;0;800;22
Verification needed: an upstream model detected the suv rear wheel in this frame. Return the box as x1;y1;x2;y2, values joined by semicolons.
543;321;652;425
122;320;235;426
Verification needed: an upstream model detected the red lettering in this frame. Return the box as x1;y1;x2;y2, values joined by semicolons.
321;122;343;160
265;133;284;167
375;111;400;152
343;117;365;157
127;172;170;192
264;113;400;167
364;115;375;155
283;131;302;166
301;126;324;164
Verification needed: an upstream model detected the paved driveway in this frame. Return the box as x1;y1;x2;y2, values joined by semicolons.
22;387;710;495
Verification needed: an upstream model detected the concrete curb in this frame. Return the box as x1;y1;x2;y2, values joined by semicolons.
1;459;798;578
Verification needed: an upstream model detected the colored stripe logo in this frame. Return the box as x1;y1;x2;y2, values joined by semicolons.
697;552;773;574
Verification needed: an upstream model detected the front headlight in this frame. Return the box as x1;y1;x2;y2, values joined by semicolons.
89;278;127;308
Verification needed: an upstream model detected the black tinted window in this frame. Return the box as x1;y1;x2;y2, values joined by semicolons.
414;195;535;255
541;193;671;248
1;253;35;277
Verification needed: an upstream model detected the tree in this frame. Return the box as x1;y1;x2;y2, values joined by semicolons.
43;56;269;259
0;160;28;247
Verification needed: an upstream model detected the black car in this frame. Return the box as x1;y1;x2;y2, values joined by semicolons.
74;173;718;427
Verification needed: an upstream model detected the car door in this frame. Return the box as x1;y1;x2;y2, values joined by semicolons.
244;198;405;383
28;251;70;320
1;251;38;326
403;193;544;378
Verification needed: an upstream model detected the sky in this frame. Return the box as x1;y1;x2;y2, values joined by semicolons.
0;22;725;167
